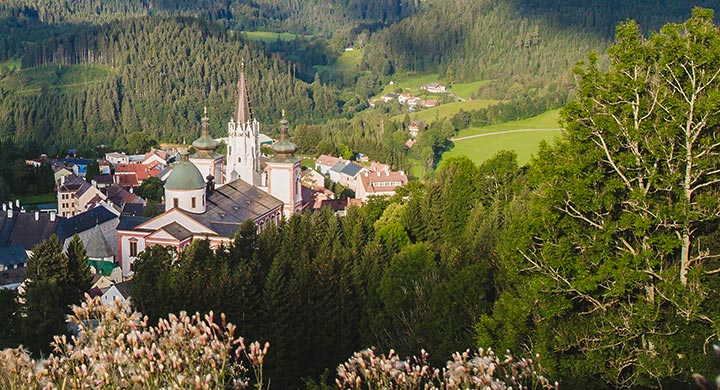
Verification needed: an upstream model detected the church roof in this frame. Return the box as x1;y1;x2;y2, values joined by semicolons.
56;206;117;241
165;152;206;190
85;224;114;259
270;113;298;161
162;221;193;241
88;259;119;276
235;62;253;124
190;178;283;238
192;108;221;159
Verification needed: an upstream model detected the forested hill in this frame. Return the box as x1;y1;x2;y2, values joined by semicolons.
0;0;420;36
363;0;720;99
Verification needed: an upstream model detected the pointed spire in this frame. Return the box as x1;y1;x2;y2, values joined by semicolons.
235;59;253;124
201;106;210;138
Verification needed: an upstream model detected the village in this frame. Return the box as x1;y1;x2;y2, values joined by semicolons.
0;69;409;304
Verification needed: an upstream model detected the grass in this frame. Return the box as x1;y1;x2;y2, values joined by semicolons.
242;31;298;43
0;64;115;94
442;109;563;166
314;49;364;79
448;80;492;100
17;193;57;205
455;109;562;138
392;99;501;124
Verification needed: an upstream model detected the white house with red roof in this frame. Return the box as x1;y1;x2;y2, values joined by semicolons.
356;170;409;201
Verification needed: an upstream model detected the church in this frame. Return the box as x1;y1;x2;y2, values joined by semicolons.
116;65;302;277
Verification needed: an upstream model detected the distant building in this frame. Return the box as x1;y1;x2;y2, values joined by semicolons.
408;120;427;139
420;82;447;93
356;170;409;201
315;154;342;175
57;174;107;217
105;152;129;165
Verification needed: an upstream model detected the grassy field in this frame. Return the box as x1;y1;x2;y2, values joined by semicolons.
448;80;492;100
455;109;562;138
17;193;57;205
0;64;115;94
242;31;298;43
443;109;563;166
314;49;364;79
392;99;501;124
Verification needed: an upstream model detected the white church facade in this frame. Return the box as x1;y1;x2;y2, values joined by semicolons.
116;65;302;277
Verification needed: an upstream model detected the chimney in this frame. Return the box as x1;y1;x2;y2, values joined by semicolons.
400;170;405;176
2;204;6;212
50;211;56;222
8;209;12;219
386;171;390;176
376;172;380;177
15;199;19;208
92;179;97;187
34;211;39;221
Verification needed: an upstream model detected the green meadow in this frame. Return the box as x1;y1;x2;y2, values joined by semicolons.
443;109;563;166
0;64;115;94
242;31;298;43
392;99;501;123
314;49;364;79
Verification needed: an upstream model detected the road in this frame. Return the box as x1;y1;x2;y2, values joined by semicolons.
451;128;563;141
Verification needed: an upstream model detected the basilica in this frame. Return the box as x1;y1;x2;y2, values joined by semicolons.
116;66;302;277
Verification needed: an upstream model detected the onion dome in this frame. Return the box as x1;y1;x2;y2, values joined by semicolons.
271;110;297;159
165;150;206;190
191;107;220;158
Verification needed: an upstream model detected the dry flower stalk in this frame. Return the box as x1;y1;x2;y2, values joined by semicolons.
0;294;268;390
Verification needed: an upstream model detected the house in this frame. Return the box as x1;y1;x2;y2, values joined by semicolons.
56;205;119;254
381;93;399;103
56;157;94;177
328;161;348;184
420;82;447;93
57;174;107;218
408;120;427;139
142;148;170;168
398;93;417;105
421;99;438;108
407;97;422;107
339;162;366;192
355;153;369;163
368;161;391;174
302;168;326;189
405;139;416;149
100;280;132;305
113;163;164;186
54;167;73;184
315;155;342;175
105;152;129;165
356;170;409;201
0;206;62;256
0;245;28;290
90;274;114;291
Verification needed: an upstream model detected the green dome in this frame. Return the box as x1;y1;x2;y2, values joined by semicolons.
271;116;297;157
165;152;206;190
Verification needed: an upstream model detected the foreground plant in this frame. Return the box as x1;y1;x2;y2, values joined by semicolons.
336;347;557;389
0;295;268;389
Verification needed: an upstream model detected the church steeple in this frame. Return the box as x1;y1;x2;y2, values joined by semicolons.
227;61;262;186
234;61;253;124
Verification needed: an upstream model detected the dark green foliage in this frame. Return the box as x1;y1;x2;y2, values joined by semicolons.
0;289;20;348
136;176;164;203
130;245;177;322
20;235;89;354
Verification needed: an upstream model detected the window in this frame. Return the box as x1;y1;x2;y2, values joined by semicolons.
129;240;138;257
202;194;205;206
191;197;196;208
238;157;241;163
173;198;179;208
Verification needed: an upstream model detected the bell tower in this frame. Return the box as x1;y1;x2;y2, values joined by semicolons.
226;61;262;186
266;110;303;217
